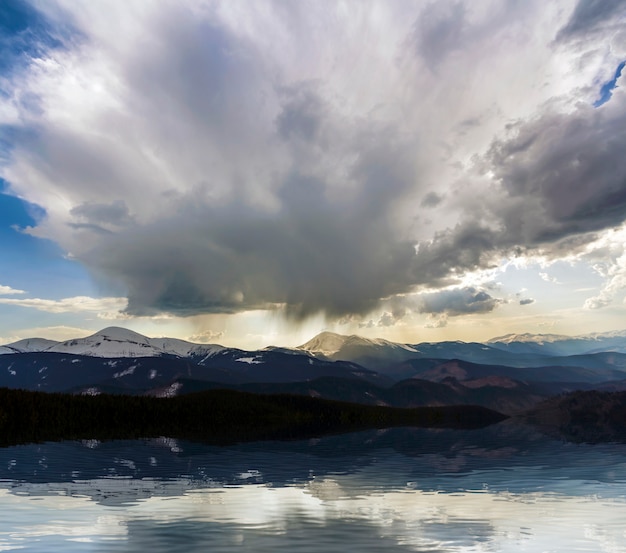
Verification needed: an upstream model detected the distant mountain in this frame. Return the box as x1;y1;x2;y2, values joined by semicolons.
297;330;626;372
0;353;240;394
410;358;626;384
298;331;350;356
0;334;388;395
297;333;517;370
488;329;626;356
298;331;420;369
487;332;572;344
3;327;626;411
2;338;60;353
5;326;626;364
0;327;226;359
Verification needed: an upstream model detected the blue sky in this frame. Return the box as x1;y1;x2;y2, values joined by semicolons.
0;180;92;296
595;60;625;106
1;0;626;348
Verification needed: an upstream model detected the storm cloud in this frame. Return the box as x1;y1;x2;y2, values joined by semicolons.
556;0;626;42
2;0;626;323
411;72;626;284
415;287;502;316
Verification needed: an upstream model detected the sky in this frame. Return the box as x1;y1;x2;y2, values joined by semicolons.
1;0;625;349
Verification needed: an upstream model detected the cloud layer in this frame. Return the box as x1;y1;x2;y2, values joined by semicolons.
1;0;625;322
0;295;127;314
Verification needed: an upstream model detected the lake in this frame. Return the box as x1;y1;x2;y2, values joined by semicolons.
1;420;625;552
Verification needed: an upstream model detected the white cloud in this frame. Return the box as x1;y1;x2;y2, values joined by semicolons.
539;273;560;284
1;325;93;342
581;225;626;309
188;330;225;343
0;285;26;295
425;314;448;328
0;295;127;314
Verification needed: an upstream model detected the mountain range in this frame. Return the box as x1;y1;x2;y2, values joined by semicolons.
2;326;626;414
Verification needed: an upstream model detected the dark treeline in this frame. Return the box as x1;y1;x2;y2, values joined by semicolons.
522;390;626;443
0;387;507;447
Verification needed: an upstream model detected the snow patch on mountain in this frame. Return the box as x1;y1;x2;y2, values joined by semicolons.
148;337;225;358
154;382;183;398
113;365;137;378
236;357;263;364
261;346;312;356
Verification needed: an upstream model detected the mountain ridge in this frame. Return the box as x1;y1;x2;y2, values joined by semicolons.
3;326;626;358
2;326;626;415
2;327;226;359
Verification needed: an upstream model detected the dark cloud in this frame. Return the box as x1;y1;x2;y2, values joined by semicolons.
415;286;501;316
556;0;626;42
70;200;132;227
491;100;626;241
420;192;444;208
82;125;421;319
411;85;626;282
414;1;467;69
412;222;500;287
519;298;535;305
276;85;324;142
116;77;626;321
6;2;432;321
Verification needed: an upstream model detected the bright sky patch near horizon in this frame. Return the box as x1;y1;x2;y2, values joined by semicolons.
1;0;625;349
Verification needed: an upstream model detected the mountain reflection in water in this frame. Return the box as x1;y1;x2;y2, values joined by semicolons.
1;421;626;552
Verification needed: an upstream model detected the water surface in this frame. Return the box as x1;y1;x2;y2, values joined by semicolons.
1;421;625;552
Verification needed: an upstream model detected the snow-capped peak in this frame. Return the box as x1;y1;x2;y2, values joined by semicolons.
3;337;60;353
1;326;227;359
487;332;570;344
487;329;626;345
297;331;349;355
93;326;152;343
48;327;155;357
298;331;418;356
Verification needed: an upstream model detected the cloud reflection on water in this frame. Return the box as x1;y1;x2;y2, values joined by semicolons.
1;425;626;552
